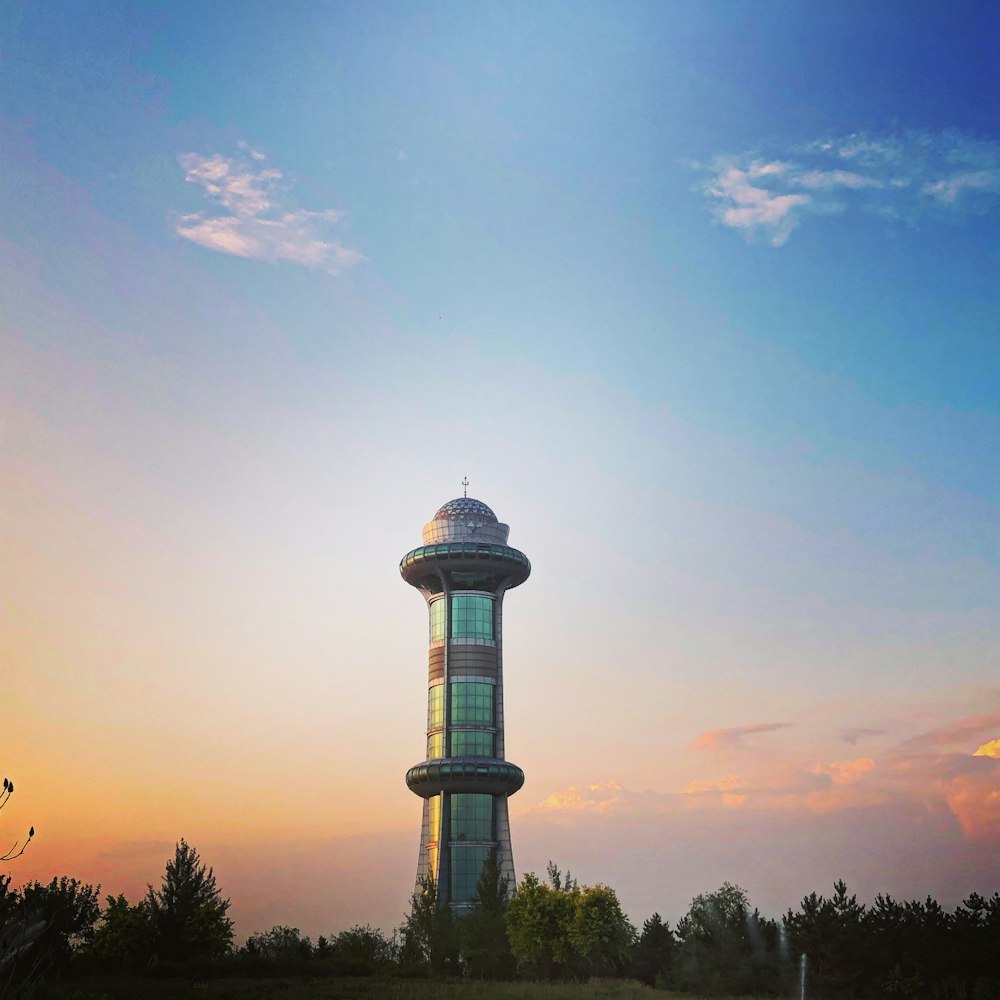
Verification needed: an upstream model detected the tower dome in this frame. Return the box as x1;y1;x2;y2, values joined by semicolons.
422;496;509;545
433;497;498;523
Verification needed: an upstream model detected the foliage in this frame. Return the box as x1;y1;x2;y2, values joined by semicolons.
505;864;635;980
325;925;398;976
243;925;312;961
629;913;675;986
400;878;459;976
89;893;156;973
785;881;1000;1000
462;849;516;980
673;882;783;996
145;839;234;962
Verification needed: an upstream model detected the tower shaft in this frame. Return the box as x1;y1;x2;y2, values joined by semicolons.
402;497;529;911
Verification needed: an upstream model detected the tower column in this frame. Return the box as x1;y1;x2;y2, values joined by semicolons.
401;495;530;912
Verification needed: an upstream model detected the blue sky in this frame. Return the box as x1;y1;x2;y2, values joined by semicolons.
1;1;998;935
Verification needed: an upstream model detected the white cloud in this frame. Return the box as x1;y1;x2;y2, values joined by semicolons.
698;129;1000;246
924;169;1000;204
702;161;810;246
173;148;364;276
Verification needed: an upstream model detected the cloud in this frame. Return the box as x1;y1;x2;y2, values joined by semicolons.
691;721;791;751
924;170;1000;204
839;726;886;745
697;129;1000;245
701;161;810;246
528;711;1000;843
173;148;364;276
895;713;1000;755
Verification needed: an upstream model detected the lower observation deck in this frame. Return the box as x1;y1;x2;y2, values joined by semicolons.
405;757;525;798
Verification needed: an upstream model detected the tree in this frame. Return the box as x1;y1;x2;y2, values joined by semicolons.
462;849;515;979
0;779;33;864
243;925;312;961
145;839;234;962
326;925;399;975
675;882;782;996
505;864;635;980
400;878;458;976
90;893;156;972
630;913;676;986
15;877;100;977
568;883;635;977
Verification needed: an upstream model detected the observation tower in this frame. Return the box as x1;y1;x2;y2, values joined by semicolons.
401;487;530;911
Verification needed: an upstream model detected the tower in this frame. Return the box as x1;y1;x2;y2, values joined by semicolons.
401;492;530;910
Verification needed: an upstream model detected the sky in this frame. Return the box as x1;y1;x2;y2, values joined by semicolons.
1;1;998;939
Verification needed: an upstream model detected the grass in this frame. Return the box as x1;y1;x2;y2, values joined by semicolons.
35;975;672;1000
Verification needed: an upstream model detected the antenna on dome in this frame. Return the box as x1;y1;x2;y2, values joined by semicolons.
462;476;469;497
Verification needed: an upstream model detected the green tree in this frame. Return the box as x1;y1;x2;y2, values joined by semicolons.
145;839;234;962
675;881;781;995
785;880;867;998
400;878;459;976
327;925;398;975
568;883;635;977
506;864;635;980
461;849;515;979
630;913;675;986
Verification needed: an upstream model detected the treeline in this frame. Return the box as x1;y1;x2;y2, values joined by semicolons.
3;842;999;1000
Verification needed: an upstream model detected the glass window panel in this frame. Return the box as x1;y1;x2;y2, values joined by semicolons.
449;844;492;904
450;793;493;841
450;682;494;725
429;598;446;641
427;730;444;758
449;730;494;757
450;594;493;640
427;684;444;728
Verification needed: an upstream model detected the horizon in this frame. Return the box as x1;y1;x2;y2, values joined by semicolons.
1;1;998;940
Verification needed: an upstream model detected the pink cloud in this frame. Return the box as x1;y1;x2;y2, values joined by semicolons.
691;721;791;751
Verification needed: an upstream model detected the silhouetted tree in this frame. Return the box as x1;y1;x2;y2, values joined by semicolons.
785;880;867;998
400;878;458;976
145;839;234;962
630;912;675;986
243;925;312;961
462;849;515;979
327;925;398;975
90;893;156;972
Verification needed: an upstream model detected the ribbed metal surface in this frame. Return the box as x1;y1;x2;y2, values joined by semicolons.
432;497;498;522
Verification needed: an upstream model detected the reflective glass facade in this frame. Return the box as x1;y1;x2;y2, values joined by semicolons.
429;597;446;642
426;794;441;881
451;793;493;840
450;844;492;904
427;684;444;729
451;682;494;724
451;594;493;640
450;729;494;757
426;730;444;758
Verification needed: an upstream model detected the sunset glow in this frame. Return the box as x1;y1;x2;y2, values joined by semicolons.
2;1;998;940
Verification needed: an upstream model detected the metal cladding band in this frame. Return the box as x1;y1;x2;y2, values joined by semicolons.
399;542;531;586
405;758;526;798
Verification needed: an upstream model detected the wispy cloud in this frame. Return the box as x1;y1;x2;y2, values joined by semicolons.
172;147;364;275
691;721;791;751
696;129;1000;245
839;726;887;746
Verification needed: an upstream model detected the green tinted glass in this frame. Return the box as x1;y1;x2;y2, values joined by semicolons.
450;682;494;725
450;730;494;757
